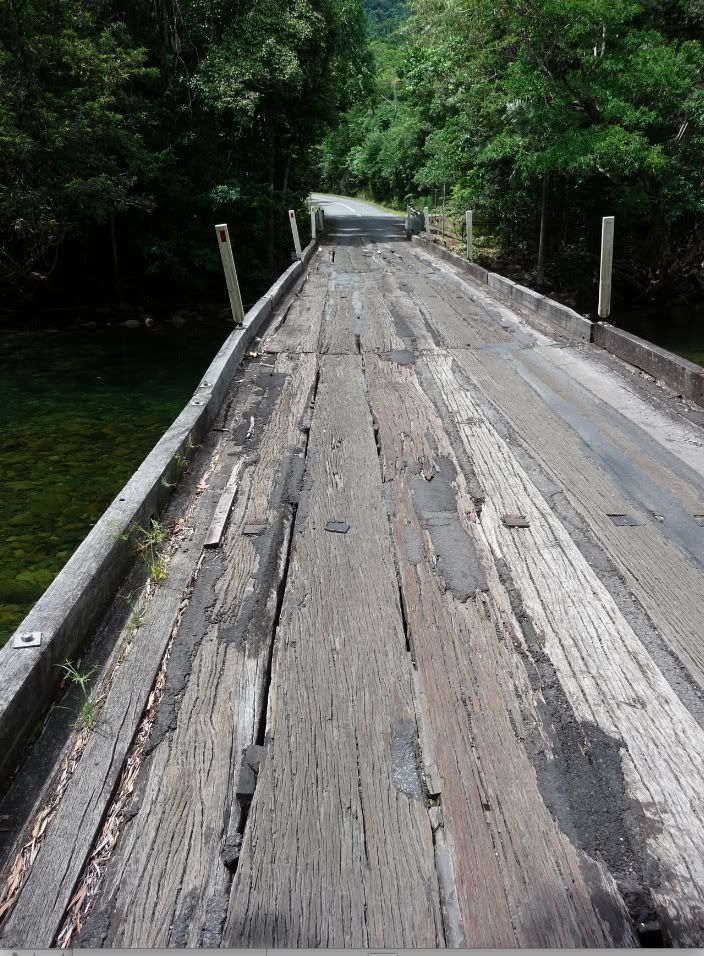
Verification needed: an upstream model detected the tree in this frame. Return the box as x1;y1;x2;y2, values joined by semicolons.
0;0;151;293
0;0;370;304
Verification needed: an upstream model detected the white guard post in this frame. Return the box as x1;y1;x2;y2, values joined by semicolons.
598;216;615;319
466;209;473;261
289;209;303;260
424;206;430;239
310;206;317;240
215;223;245;325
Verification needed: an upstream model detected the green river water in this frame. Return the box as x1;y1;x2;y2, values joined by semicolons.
0;320;229;646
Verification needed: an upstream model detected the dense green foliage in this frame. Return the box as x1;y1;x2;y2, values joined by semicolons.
362;0;407;35
0;0;370;305
322;0;704;303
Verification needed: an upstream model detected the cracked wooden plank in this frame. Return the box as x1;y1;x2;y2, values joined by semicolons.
317;283;357;355
75;352;317;948
366;352;636;947
400;270;511;349
318;274;404;355
264;282;328;354
427;350;704;946
223;354;443;948
373;272;439;351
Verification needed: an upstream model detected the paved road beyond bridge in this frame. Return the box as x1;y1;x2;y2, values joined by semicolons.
3;195;704;948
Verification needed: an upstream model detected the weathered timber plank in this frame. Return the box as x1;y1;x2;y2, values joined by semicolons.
453;346;704;692
373;272;439;350
347;245;375;273
0;438;236;947
319;274;405;355
264;286;327;354
399;272;506;348
357;275;406;353
329;244;355;273
83;352;317;948
365;353;636;947
536;343;704;486
419;271;514;346
426;350;704;945
318;282;357;355
223;354;443;948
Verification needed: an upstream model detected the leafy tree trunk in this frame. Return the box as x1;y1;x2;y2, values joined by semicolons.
536;174;549;287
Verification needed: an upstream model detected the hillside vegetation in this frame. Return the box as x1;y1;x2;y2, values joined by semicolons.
363;0;407;35
322;0;704;308
0;0;371;307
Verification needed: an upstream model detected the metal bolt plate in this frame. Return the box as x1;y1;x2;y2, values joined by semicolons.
13;631;42;649
607;514;642;527
502;514;530;529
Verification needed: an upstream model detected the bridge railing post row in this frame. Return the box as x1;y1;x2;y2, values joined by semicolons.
215;223;245;325
310;206;317;241
466;209;473;261
289;209;303;260
424;207;430;239
598;216;615;319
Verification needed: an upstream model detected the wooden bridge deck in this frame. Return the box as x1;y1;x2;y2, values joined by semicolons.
3;203;704;947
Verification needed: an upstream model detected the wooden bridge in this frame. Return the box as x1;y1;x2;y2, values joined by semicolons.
2;195;704;948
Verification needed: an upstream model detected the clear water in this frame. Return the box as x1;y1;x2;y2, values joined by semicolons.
0;320;229;645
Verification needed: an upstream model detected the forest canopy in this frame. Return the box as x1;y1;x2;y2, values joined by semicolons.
0;0;371;305
325;0;704;306
3;0;704;310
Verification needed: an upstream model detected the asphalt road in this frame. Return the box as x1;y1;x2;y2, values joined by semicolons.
311;192;406;242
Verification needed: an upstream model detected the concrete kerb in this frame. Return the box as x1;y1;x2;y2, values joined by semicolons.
0;243;316;786
594;323;704;406
411;235;488;284
413;234;594;343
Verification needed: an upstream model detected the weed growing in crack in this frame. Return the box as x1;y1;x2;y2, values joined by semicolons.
59;661;99;731
174;452;189;477
121;519;170;584
123;589;147;635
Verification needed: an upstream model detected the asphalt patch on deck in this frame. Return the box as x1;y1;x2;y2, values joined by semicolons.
410;455;487;602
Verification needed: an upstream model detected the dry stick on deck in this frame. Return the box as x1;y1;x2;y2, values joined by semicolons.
428;350;704;945
204;459;244;548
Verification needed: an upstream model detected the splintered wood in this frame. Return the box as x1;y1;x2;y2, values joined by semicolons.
4;224;704;949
